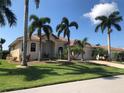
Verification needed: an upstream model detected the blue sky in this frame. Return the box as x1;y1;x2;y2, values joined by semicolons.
0;0;124;50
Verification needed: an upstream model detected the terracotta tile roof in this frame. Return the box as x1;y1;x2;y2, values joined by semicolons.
12;34;123;51
9;34;71;47
93;45;124;52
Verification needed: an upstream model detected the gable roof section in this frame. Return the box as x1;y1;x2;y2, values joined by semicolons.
9;34;67;47
9;36;23;47
9;34;124;52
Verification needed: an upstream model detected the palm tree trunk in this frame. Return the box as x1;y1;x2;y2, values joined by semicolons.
67;45;71;62
38;36;42;61
0;45;2;59
81;52;84;61
21;0;29;66
107;32;111;61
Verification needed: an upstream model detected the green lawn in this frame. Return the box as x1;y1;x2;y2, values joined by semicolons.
112;61;124;64
0;60;124;92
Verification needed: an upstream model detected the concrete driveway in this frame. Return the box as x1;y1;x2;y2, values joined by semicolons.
4;75;124;93
89;60;124;69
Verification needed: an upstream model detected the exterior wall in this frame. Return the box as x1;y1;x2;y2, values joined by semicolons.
10;40;39;61
26;40;39;60
83;47;93;60
77;47;93;60
41;36;56;58
54;41;65;58
41;35;65;59
10;41;21;61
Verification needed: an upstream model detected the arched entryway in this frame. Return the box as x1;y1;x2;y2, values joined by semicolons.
58;47;63;59
42;40;55;59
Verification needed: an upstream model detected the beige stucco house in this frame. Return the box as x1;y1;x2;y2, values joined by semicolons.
9;34;66;61
9;34;93;62
9;34;124;62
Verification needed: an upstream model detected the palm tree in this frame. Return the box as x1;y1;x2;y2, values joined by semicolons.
75;38;91;61
0;38;6;51
95;11;123;61
0;0;16;59
0;38;6;59
0;0;16;27
29;15;52;61
22;0;40;66
56;17;78;62
70;45;81;59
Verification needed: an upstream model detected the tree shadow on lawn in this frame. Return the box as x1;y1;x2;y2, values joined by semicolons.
41;63;122;76
0;63;122;82
0;66;59;81
64;65;116;76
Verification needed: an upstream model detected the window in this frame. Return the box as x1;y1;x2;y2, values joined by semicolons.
31;43;36;52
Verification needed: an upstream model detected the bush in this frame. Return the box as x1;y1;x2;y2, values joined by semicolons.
112;51;124;61
112;52;118;61
117;52;124;61
0;51;2;59
0;50;9;59
92;47;108;60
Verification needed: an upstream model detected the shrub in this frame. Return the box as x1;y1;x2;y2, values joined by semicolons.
112;51;124;61
112;52;119;61
92;47;108;60
117;51;124;61
0;50;9;59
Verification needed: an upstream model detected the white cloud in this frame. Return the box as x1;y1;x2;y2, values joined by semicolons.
84;2;119;24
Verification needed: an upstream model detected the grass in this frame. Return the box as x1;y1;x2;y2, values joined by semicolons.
112;61;124;64
0;60;124;92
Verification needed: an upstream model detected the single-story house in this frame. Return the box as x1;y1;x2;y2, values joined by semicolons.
8;34;92;61
9;34;124;61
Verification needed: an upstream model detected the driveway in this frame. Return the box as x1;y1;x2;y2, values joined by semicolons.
89;60;124;69
4;75;124;93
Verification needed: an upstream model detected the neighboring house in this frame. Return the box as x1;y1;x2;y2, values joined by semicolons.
93;45;124;53
92;45;124;60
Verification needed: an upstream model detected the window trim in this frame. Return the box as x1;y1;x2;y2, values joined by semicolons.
30;43;36;52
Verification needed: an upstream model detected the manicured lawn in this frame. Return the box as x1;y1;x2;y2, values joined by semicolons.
0;60;124;92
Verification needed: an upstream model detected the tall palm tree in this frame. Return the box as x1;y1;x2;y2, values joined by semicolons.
56;17;78;62
95;11;123;61
0;38;6;59
0;0;16;59
75;38;91;61
22;0;40;66
29;15;52;61
0;0;16;27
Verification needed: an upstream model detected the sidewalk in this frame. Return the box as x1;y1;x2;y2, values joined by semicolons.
89;60;124;69
4;75;124;93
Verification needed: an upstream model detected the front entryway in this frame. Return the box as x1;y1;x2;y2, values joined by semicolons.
42;40;55;59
